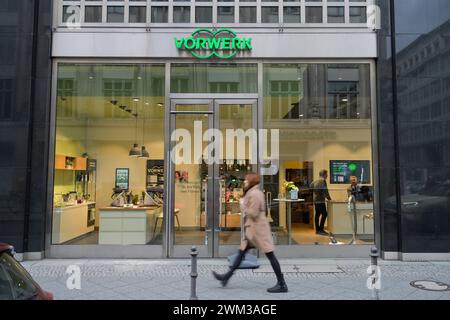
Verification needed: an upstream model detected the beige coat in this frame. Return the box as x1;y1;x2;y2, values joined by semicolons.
239;185;274;253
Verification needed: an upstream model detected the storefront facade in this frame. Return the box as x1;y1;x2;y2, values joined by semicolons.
1;0;448;260
46;0;378;258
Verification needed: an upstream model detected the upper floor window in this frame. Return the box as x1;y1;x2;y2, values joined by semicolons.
57;0;370;27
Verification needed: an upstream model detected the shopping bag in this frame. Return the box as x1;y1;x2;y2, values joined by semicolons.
227;252;260;269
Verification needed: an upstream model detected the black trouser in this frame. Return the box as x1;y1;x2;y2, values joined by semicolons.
314;203;328;231
228;246;283;283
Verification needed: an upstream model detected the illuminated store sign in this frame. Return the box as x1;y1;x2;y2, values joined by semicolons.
174;28;252;59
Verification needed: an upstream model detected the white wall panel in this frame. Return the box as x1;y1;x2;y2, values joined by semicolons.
52;31;377;58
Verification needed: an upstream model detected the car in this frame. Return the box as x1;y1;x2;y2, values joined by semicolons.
0;243;53;300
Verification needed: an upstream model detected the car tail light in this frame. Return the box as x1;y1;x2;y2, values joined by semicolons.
37;290;54;300
45;291;54;300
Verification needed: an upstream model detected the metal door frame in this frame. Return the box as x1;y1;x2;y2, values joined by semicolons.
167;98;258;258
213;99;258;258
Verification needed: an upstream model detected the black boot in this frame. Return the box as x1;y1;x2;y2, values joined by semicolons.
212;271;232;287
212;249;247;288
267;274;288;293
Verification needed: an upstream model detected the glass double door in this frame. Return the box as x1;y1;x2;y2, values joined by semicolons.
169;99;257;257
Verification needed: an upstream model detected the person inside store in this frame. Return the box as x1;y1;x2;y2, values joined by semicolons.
347;176;361;200
212;172;288;293
310;170;332;236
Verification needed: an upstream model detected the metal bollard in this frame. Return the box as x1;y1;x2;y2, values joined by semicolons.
190;246;198;300
369;246;380;300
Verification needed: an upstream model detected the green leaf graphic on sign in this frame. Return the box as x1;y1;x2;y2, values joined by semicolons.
191;28;238;59
349;163;358;172
174;28;251;59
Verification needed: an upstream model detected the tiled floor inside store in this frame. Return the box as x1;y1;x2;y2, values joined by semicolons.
62;224;374;246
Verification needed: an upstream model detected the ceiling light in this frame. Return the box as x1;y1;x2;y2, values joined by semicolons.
89;76;94;80
299;114;304;117
133;98;140;102
157;103;164;107
137;77;142;80
138;146;149;158
129;144;141;157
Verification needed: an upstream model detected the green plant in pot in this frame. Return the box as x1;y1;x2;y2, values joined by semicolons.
283;181;299;200
133;194;140;205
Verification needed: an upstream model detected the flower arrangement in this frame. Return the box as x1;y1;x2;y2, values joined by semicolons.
283;181;299;192
283;181;299;200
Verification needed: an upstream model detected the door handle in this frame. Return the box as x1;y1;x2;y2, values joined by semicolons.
203;179;208;231
203;180;213;245
218;179;224;232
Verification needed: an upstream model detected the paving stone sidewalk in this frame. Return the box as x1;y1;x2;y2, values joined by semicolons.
22;259;450;300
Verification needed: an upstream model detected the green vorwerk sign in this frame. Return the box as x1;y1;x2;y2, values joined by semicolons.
174;28;252;59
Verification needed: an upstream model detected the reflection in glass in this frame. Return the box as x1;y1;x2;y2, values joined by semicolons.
173;6;190;23
53;64;165;245
392;2;450;251
173;111;210;246
171;64;258;93
218;104;254;246
263;63;374;246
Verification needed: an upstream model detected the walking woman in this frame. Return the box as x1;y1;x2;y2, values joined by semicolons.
212;173;288;293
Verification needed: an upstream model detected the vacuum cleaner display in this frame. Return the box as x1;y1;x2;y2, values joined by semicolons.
110;189;126;207
143;191;163;206
146;187;164;205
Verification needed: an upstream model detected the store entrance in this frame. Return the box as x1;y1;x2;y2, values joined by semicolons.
168;99;257;258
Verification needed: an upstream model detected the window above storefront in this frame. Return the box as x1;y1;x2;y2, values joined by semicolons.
56;0;372;28
171;63;257;93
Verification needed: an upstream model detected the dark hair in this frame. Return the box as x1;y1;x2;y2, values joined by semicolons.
319;170;328;178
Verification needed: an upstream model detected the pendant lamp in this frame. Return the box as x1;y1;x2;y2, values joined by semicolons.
138;99;149;159
139;146;150;158
129;100;142;157
129;143;141;157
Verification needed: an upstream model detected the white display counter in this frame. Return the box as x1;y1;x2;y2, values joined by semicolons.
98;206;162;245
327;201;374;236
52;202;96;244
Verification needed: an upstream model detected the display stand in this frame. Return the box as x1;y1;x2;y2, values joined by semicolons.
265;191;274;223
274;198;305;245
348;195;358;245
